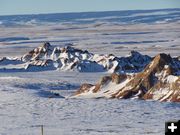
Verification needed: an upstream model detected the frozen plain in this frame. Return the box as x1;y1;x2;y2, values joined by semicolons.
0;9;180;135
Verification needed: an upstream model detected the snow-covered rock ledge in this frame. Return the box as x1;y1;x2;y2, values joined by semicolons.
73;53;180;102
0;42;179;102
0;42;152;73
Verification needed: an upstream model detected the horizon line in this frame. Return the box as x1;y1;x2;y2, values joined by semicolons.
0;7;179;17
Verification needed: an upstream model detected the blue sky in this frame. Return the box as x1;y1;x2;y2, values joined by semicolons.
0;0;180;15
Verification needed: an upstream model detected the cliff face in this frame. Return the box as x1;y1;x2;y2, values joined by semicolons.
74;53;180;102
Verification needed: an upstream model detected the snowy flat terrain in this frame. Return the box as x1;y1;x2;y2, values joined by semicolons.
0;74;180;135
0;9;180;135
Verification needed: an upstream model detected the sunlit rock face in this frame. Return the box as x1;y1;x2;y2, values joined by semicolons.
0;42;179;102
0;42;152;72
74;53;180;102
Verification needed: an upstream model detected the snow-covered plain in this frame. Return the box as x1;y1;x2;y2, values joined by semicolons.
0;74;180;135
0;9;180;135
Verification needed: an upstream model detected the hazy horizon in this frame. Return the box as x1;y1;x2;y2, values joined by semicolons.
0;0;180;16
0;7;180;16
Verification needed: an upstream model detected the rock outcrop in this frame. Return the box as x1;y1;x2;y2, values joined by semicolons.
0;42;152;72
143;76;180;102
0;42;179;102
74;53;180;102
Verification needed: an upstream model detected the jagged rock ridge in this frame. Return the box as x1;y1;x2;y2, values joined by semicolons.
0;42;180;102
74;53;180;102
0;42;152;73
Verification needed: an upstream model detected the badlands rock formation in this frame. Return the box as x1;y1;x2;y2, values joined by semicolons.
0;42;151;72
0;42;179;102
74;53;180;102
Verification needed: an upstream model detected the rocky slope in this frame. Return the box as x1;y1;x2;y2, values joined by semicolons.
74;53;180;102
0;42;179;102
0;42;151;72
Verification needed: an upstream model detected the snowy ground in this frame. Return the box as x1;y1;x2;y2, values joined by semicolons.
0;9;180;135
0;74;180;135
0;70;180;135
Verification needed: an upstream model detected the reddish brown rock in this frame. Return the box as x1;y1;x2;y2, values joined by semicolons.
22;42;53;62
75;83;94;95
74;53;180;102
114;54;176;99
111;73;127;84
143;77;180;102
93;76;111;93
